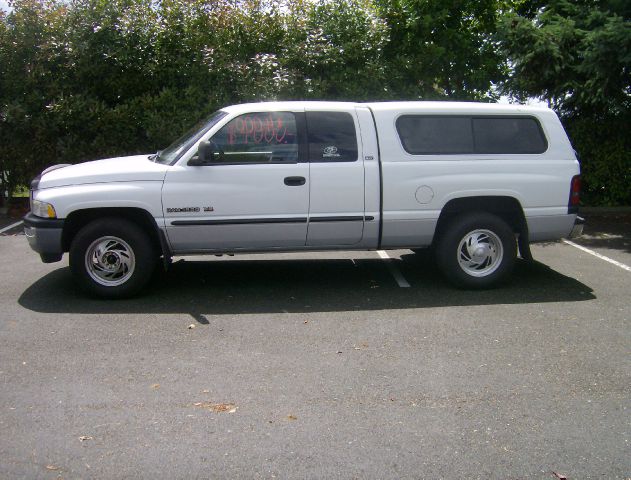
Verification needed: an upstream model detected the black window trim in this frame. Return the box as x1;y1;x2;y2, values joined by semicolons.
171;215;375;226
395;114;549;156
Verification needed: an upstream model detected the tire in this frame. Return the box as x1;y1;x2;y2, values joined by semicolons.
69;218;157;298
435;212;516;289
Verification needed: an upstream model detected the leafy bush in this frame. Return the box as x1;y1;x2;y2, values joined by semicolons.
565;115;631;206
1;0;627;205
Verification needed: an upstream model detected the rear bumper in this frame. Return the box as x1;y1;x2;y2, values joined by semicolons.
23;213;65;263
568;215;585;239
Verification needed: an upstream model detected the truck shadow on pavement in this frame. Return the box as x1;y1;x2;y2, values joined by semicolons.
19;251;595;319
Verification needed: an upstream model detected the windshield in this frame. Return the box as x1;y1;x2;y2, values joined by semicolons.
155;110;228;165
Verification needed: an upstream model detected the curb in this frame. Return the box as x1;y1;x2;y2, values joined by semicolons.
580;206;631;214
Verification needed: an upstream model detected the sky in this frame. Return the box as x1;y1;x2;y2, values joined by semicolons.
0;1;11;12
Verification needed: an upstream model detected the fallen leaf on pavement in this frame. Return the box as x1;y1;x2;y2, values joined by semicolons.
79;436;93;442
552;472;568;480
287;414;297;421
187;324;195;329
46;465;60;471
151;384;160;390
193;402;237;413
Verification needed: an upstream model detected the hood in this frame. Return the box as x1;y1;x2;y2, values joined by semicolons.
37;155;170;189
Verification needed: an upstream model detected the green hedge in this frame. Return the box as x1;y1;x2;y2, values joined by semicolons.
1;0;628;206
565;115;631;206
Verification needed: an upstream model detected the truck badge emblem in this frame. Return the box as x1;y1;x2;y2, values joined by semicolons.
166;207;200;213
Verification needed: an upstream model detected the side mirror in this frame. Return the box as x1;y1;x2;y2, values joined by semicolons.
188;141;214;166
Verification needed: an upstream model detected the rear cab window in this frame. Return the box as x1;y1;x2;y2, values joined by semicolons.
396;115;548;155
306;111;358;162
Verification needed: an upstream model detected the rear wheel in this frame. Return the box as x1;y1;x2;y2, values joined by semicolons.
435;212;516;288
69;218;156;298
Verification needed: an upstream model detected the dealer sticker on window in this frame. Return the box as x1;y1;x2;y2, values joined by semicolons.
323;146;341;158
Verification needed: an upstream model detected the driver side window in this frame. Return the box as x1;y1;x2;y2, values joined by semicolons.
210;112;299;164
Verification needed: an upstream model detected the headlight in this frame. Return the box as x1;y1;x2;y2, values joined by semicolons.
31;199;57;218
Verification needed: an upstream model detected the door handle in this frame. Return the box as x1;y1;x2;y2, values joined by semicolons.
284;176;306;186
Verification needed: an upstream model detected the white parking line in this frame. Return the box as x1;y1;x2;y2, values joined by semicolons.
563;239;631;273
0;220;23;234
377;250;411;287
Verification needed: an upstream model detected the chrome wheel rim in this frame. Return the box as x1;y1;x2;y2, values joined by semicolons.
457;229;503;277
85;236;135;286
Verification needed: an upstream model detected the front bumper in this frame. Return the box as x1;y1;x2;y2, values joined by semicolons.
23;213;65;263
568;215;585;239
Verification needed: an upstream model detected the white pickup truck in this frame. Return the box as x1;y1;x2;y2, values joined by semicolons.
24;101;583;297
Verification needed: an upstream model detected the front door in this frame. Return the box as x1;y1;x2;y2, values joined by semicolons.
162;110;309;252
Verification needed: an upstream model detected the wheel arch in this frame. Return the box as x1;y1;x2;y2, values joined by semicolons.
62;207;169;258
434;196;528;245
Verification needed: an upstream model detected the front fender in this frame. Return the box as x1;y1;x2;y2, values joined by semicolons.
33;182;164;221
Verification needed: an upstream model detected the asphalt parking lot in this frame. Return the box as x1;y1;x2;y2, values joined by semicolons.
0;214;629;479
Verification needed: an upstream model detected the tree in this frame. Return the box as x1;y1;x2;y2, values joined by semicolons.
280;0;391;100
498;0;631;204
0;0;68;199
1;0;627;204
374;0;509;100
498;0;630;116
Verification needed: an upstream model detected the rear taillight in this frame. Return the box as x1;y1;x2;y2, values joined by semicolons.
569;175;581;213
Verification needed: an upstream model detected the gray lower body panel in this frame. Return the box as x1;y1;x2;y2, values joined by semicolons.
568;216;585;239
527;214;576;242
165;223;308;252
380;218;437;248
24;226;64;263
306;221;363;246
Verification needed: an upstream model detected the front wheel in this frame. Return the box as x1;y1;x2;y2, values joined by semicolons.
435;212;516;289
69;218;156;298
